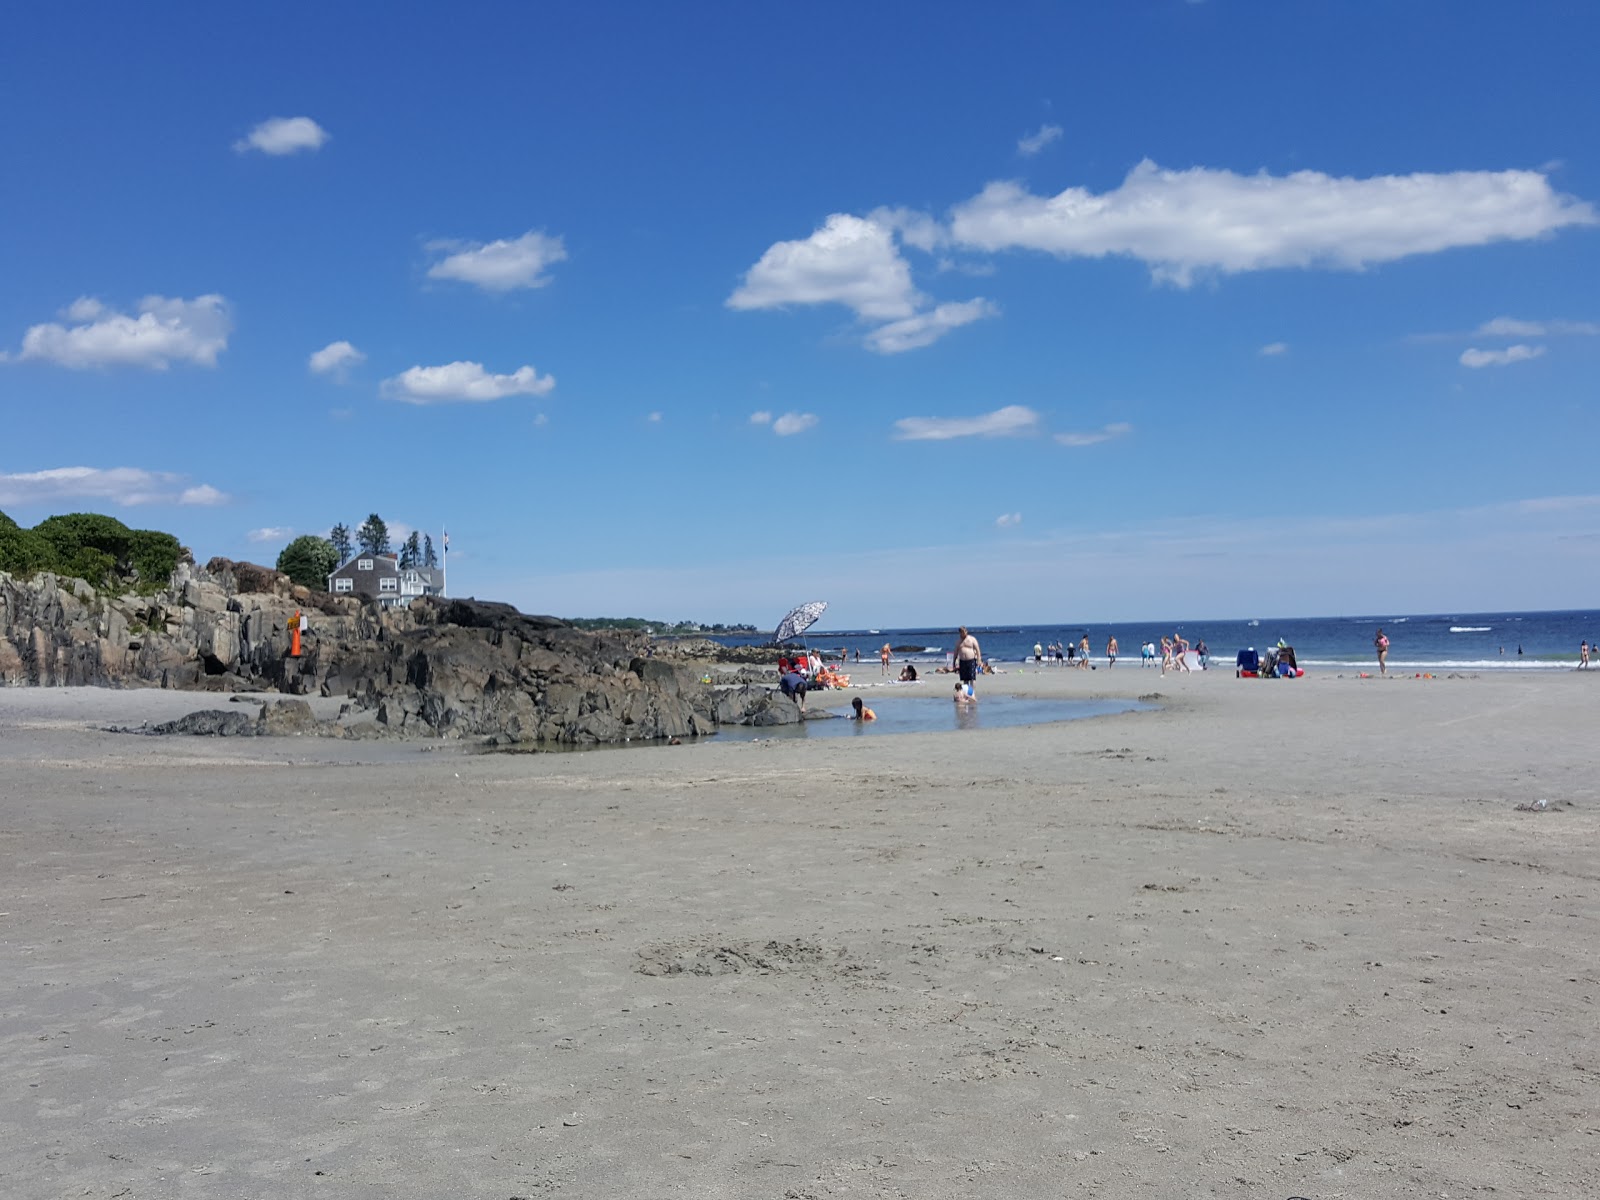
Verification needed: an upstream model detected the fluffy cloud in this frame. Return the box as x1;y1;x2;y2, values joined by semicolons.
383;361;556;404
11;295;230;369
1476;316;1600;337
995;512;1023;528
426;231;568;292
947;160;1598;285
247;526;293;543
771;412;818;436
1055;422;1133;447
892;404;1039;441
234;116;329;156
728;213;921;320
1017;124;1062;157
864;299;999;355
730;212;994;352
749;411;773;425
308;340;366;375
1259;341;1289;356
0;466;230;508
1460;344;1546;368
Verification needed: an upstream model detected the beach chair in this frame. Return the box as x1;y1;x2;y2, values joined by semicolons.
1235;648;1260;678
1276;646;1303;677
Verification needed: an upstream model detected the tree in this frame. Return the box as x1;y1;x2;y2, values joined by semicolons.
399;530;422;569
276;535;339;589
329;523;353;564
356;513;390;555
423;533;437;568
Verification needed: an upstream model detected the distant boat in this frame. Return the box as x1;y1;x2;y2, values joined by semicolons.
868;629;879;634
1247;619;1260;627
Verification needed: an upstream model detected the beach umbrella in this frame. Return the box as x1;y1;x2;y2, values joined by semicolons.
774;600;827;644
774;600;828;657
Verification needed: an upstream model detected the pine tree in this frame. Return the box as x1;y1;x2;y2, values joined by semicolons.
399;530;422;569
329;523;353;564
356;513;390;555
423;533;437;568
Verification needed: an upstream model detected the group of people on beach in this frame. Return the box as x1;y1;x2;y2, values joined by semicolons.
1032;636;1101;668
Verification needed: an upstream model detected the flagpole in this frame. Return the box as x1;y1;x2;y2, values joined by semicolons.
442;525;448;597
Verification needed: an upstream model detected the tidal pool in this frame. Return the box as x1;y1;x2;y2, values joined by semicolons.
713;694;1154;741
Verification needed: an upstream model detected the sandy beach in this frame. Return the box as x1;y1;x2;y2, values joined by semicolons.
2;668;1597;1198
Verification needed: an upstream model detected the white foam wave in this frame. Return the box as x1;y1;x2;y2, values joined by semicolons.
1449;626;1492;633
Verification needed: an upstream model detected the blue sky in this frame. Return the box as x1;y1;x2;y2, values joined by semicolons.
2;2;1597;628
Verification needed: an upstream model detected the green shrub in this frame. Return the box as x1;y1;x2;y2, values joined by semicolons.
276;535;339;590
0;524;60;577
128;528;182;590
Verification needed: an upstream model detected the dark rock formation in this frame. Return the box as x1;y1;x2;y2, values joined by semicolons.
3;563;789;744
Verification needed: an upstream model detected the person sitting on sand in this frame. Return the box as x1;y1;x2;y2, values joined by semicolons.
899;663;919;682
850;696;876;720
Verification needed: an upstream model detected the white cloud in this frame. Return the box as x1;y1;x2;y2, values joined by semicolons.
248;526;293;544
865;298;999;354
426;231;568;292
948;160;1598;285
729;213;921;320
179;485;228;506
1056;422;1133;447
383;360;555;404
1017;124;1062;157
1460;344;1546;368
647;411;663;423
309;340;365;375
892;404;1039;441
996;512;1023;528
772;412;818;436
1259;341;1289;356
749;410;773;425
1476;316;1600;337
11;295;231;369
234;116;329;156
869;205;946;253
0;466;231;508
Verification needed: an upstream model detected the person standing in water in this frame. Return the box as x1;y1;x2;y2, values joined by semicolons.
1374;627;1390;675
955;626;983;698
880;643;891;674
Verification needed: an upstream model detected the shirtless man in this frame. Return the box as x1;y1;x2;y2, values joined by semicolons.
1106;635;1118;667
955;626;983;698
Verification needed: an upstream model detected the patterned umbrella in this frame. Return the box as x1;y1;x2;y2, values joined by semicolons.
774;600;828;644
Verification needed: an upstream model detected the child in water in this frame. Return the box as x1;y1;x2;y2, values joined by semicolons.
850;696;876;720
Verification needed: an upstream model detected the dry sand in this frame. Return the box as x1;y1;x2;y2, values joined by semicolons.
2;669;1597;1198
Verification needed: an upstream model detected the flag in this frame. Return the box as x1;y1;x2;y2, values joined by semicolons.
442;529;449;555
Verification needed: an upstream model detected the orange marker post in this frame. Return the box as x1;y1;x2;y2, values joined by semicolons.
289;609;302;658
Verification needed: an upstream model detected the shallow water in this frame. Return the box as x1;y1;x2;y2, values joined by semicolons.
713;694;1153;741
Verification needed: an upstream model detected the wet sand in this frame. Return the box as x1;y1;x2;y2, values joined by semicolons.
2;670;1597;1198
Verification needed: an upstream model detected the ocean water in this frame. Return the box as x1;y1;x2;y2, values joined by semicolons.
715;609;1600;672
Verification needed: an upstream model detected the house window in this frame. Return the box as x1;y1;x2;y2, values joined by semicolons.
334;578;353;593
378;577;398;592
358;558;374;571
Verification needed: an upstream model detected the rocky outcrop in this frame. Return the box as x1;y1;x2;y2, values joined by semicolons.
0;559;367;691
1;563;790;744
